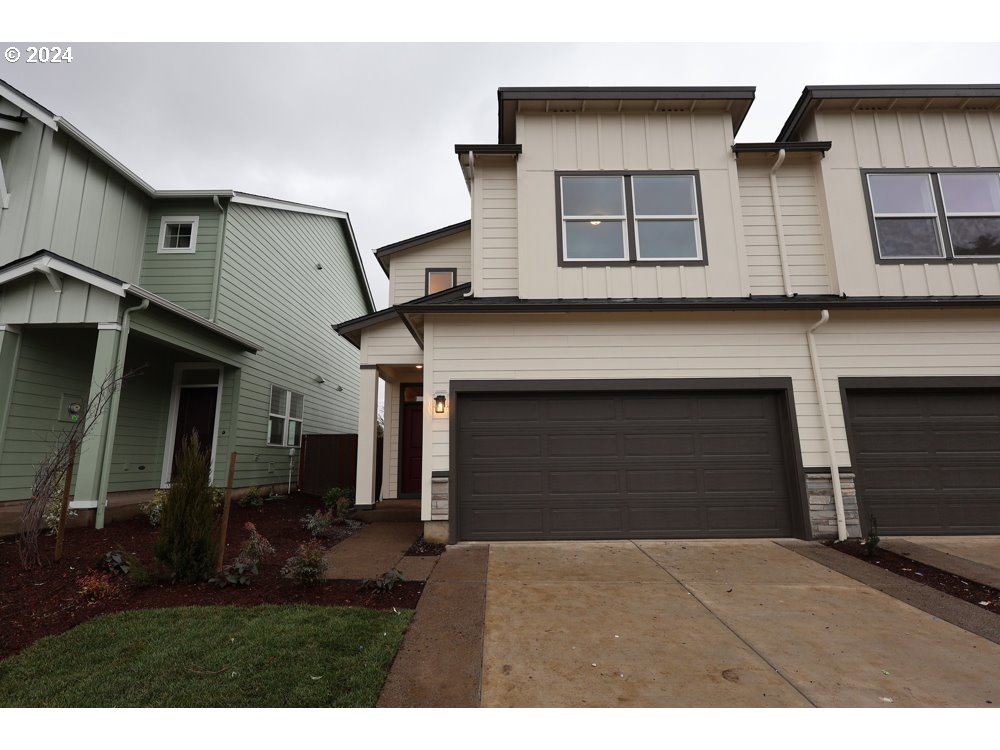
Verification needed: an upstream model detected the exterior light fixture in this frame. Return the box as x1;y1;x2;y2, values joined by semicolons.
434;394;446;414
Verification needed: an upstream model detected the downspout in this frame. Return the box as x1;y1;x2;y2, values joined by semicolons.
94;298;149;529
768;149;795;297
208;195;228;322
464;150;476;298
805;310;848;541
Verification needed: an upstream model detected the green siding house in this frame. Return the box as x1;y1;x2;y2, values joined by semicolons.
0;80;374;533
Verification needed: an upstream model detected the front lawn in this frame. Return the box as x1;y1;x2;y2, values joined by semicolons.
0;605;413;707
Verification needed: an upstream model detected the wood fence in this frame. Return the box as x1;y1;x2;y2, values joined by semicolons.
298;433;383;497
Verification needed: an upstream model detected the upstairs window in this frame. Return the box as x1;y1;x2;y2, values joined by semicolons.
557;172;705;265
425;268;457;295
865;171;1000;261
157;216;200;254
268;386;303;447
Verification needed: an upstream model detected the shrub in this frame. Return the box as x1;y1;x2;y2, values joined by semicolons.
154;432;218;583
77;571;123;601
99;550;130;576
360;568;404;592
235;521;276;567
42;475;76;534
301;509;335;537
863;513;880;557
281;541;328;584
210;561;258;588
140;489;168;527
240;486;263;507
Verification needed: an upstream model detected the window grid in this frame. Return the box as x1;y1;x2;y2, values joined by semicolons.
560;177;629;262
267;385;304;447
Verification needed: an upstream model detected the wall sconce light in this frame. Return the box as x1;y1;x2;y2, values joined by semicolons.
434;394;447;414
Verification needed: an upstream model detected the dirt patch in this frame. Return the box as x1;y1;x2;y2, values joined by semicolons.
0;492;422;661
405;537;446;557
827;539;1000;616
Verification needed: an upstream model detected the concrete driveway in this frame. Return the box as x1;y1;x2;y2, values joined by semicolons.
481;540;1000;707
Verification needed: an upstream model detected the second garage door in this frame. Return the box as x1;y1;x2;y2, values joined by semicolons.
456;389;798;540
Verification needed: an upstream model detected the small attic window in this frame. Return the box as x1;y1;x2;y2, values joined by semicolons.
157;216;199;254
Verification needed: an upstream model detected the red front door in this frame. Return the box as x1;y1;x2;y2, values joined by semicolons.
400;400;423;496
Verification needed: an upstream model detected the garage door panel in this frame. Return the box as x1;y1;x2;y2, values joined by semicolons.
457;389;797;540
461;399;540;425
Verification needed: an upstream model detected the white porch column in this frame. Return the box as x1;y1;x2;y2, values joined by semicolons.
355;366;380;508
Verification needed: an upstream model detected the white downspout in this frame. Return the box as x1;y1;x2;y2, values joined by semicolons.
464;150;476;298
805;310;848;541
769;149;795;298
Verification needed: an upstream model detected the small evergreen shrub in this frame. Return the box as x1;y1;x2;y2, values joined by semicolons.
235;521;276;567
281;541;328;584
240;486;263;507
154;432;218;583
322;487;355;515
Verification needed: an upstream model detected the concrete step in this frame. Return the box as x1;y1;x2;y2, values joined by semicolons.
350;498;421;523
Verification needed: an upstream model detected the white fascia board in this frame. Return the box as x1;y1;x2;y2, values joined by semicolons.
230;192;348;219
0;81;57;129
153;190;235;199
124;284;262;353
54;117;156;196
0;254;126;297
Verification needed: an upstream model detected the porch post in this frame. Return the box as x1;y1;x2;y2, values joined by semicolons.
0;325;22;466
355;366;380;508
73;325;122;520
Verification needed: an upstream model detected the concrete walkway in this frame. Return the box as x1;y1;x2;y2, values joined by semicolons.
321;521;424;580
481;540;1000;707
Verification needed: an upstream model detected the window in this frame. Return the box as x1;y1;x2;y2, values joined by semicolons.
268;386;303;447
865;171;1000;261
557;172;705;264
157;216;200;254
425;268;457;295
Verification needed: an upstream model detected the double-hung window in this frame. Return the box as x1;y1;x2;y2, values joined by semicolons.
557;172;705;264
268;386;303;447
865;171;1000;260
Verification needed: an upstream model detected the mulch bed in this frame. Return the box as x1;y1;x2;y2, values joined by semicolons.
827;539;1000;616
405;537;446;557
0;492;423;661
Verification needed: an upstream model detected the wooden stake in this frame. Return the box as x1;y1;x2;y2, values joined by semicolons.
54;440;77;562
216;452;238;572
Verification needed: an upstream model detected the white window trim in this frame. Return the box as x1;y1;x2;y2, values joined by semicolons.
157;215;200;254
267;385;304;447
561;176;629;262
940;173;1000;259
159;362;224;489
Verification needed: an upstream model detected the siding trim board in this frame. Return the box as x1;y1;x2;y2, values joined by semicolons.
446;377;809;543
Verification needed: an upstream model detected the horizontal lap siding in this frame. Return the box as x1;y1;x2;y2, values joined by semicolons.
138;202;221;318
360;318;421;365
818;110;1000;297
389;231;471;305
477;162;517;296
216;204;369;488
738;160;833;296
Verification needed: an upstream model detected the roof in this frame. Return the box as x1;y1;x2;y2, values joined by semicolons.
777;84;1000;141
454;144;523;155
373;220;471;273
0;250;261;352
498;86;756;143
0;79;375;313
732;141;832;155
333;282;472;348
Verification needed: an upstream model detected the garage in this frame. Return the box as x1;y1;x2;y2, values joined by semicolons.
454;385;801;541
844;385;1000;535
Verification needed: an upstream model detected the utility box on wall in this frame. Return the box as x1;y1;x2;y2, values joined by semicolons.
58;394;84;423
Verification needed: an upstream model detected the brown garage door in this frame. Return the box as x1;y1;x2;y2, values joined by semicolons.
456;390;797;541
846;388;1000;535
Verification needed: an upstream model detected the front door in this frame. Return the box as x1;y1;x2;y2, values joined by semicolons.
400;384;423;497
168;366;221;481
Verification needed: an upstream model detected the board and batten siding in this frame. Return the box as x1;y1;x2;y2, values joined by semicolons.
816;109;1000;297
473;159;518;297
138;201;221;319
388;230;472;305
0;130;149;281
0;275;121;325
515;112;748;300
214;203;369;487
420;309;1000;520
0;327;95;502
737;157;834;296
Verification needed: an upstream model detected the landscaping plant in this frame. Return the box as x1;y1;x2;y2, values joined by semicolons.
322;487;355;517
210;561;258;588
240;486;263;508
360;568;405;592
301;509;335;537
76;572;122;602
99;551;130;576
140;489;168;526
863;513;880;557
235;521;276;567
281;540;328;584
154;432;218;583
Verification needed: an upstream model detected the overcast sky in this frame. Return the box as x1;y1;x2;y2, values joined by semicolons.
3;42;1000;308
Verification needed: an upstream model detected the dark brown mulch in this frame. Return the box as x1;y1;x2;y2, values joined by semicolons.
405;537;446;557
0;492;423;661
827;539;1000;616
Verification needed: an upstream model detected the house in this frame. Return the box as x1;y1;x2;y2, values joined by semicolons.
337;84;1000;545
0;79;374;534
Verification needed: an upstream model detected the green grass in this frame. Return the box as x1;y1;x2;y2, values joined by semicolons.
0;605;413;707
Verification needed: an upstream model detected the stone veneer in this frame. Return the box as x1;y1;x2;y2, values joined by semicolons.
431;475;449;520
806;471;862;539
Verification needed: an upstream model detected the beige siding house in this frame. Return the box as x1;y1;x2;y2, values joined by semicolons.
337;85;1000;544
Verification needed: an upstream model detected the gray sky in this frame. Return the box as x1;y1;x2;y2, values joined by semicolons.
3;42;1000;308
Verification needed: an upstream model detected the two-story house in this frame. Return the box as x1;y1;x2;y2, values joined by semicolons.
337;84;1000;544
0;79;374;534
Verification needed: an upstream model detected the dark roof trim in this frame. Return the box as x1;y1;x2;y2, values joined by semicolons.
732;141;832;154
373;220;471;272
777;84;1000;142
454;144;522;155
400;294;1000;314
498;86;756;144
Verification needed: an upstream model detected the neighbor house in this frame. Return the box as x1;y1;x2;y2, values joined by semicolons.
0;79;374;533
337;84;1000;544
